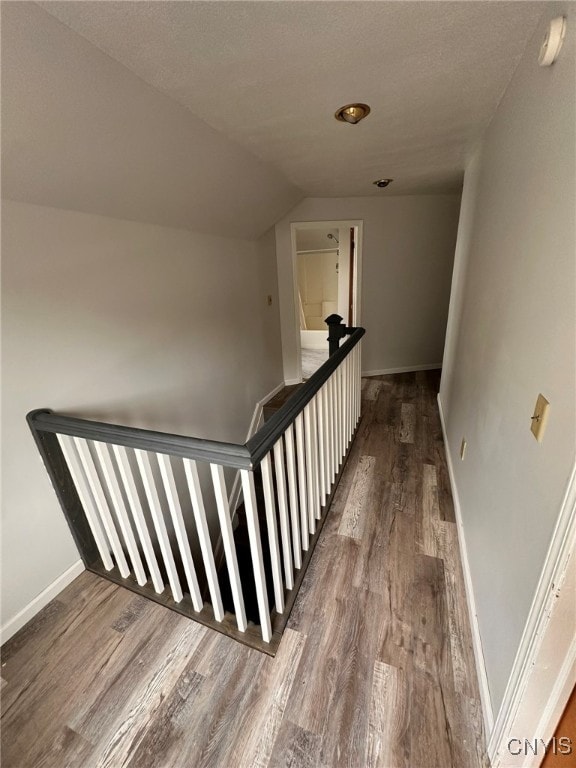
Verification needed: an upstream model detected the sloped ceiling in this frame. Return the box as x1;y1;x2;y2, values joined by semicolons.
1;2;301;239
2;1;546;236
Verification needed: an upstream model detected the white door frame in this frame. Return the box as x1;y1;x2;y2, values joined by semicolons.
290;219;363;382
488;461;576;767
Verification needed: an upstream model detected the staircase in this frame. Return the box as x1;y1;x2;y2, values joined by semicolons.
219;387;303;623
28;319;365;654
262;384;303;421
218;467;273;623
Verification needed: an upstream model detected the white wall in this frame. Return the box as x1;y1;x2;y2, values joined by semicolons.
440;4;575;716
275;196;461;381
1;2;300;240
0;1;293;638
1;200;284;634
439;149;483;414
297;250;338;330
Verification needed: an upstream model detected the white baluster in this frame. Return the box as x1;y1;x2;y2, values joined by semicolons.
135;449;183;602
283;426;302;569
183;459;224;621
345;358;351;450
328;375;336;484
342;358;347;453
113;445;164;593
210;463;247;631
303;404;316;535
294;412;309;550
273;439;294;589
352;344;360;430
74;438;130;577
342;363;346;453
94;442;146;585
260;453;284;613
240;470;272;643
345;354;351;449
58;435;114;571
358;341;363;422
310;397;321;520
321;383;331;500
354;344;360;428
317;386;326;505
337;364;344;464
157;454;203;612
352;345;357;428
346;355;354;446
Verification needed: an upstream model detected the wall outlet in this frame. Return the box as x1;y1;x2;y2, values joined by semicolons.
460;438;467;460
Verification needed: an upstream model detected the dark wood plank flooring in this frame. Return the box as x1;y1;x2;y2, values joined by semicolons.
1;371;488;768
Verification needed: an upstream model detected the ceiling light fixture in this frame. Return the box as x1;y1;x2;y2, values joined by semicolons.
373;178;393;188
335;103;371;124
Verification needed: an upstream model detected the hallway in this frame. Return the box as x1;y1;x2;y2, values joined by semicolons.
1;371;487;768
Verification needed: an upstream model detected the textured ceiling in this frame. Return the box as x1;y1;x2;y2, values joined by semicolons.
39;0;546;197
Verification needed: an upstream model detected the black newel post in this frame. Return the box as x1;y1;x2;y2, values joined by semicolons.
325;314;352;356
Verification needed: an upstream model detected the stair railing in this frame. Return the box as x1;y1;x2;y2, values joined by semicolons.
27;323;364;653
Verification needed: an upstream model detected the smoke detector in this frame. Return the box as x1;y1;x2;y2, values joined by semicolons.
539;17;566;66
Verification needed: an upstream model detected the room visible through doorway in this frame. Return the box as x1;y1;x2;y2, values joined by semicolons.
292;220;362;380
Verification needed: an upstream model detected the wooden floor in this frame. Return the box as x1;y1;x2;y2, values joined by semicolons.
1;371;488;768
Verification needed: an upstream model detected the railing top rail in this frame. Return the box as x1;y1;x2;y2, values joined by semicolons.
27;326;364;470
246;327;364;464
27;409;253;469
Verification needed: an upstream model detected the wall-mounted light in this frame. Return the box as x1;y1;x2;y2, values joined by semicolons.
335;103;371;124
373;178;393;188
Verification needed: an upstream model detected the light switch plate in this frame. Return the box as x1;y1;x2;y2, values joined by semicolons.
531;394;550;442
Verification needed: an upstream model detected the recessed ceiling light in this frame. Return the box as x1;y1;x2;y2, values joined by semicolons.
335;103;371;124
373;178;393;188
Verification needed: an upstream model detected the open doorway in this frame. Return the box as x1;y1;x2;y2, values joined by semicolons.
291;220;362;380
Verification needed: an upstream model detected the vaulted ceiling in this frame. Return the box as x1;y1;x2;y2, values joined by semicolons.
2;2;547;237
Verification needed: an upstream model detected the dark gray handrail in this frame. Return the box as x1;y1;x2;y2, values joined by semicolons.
27;409;253;469
27;327;365;470
247;327;364;464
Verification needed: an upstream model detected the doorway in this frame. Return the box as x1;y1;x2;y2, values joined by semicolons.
291;220;363;380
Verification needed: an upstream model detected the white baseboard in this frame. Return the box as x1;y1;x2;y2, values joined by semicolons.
284;377;302;386
363;363;442;377
1;559;85;645
437;394;495;738
245;381;285;440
